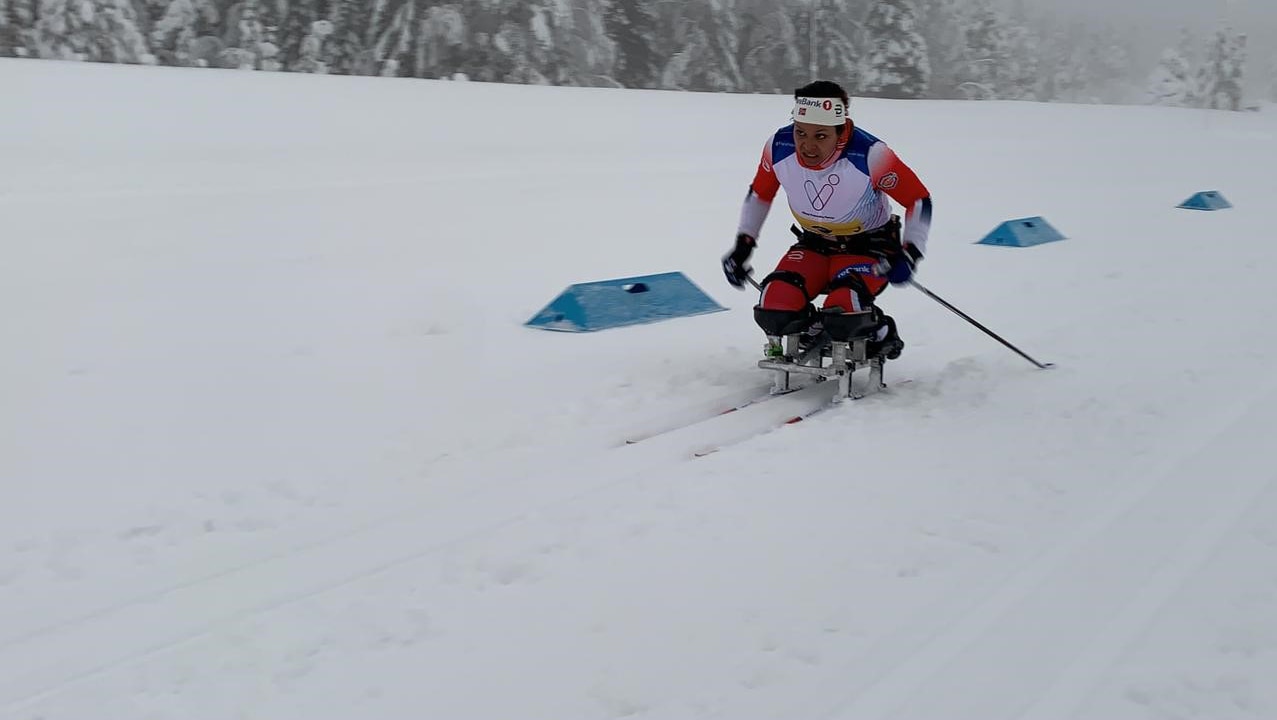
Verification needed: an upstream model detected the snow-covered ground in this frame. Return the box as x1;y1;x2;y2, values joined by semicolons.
3;58;1276;719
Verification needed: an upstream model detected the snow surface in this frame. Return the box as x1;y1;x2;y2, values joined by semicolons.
3;58;1277;719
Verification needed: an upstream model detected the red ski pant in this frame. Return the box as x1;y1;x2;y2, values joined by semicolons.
758;245;887;313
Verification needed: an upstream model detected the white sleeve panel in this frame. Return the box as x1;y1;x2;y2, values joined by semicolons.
737;191;772;240
902;196;932;255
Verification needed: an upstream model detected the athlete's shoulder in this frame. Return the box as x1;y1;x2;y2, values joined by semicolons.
769;124;797;164
842;124;884;174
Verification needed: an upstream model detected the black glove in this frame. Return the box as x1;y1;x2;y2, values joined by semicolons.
722;233;756;289
885;243;923;285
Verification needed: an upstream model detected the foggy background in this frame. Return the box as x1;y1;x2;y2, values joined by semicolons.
0;0;1273;108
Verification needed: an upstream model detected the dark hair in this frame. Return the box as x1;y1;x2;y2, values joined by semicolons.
794;80;850;107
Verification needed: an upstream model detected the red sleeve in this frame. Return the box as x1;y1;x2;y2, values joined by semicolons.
868;142;933;252
868;143;928;209
738;139;779;239
749;140;780;202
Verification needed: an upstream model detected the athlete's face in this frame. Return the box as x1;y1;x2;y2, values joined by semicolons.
793;121;840;163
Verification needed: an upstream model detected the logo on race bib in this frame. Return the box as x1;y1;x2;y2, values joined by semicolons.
804;173;841;211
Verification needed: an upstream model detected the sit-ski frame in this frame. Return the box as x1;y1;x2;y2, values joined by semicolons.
757;333;886;403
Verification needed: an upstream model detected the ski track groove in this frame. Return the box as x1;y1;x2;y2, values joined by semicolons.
0;382;840;714
13;362;1257;719
1018;470;1277;720
618;382;778;446
0;382;771;653
805;382;1277;720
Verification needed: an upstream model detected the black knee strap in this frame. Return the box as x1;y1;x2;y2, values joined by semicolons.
759;270;812;303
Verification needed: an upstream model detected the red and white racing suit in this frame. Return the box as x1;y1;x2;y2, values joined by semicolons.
738;121;932;313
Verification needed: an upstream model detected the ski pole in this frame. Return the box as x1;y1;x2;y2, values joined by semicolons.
907;278;1054;369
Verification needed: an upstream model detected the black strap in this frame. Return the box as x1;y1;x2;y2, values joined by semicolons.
758;270;812;303
790;216;902;257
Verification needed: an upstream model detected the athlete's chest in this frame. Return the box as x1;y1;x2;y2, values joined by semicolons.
774;158;871;213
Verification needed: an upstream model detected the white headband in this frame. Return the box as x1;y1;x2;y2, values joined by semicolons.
792;96;846;125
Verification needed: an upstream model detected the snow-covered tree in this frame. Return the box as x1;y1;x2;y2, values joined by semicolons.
35;0;153;63
0;0;1245;113
149;0;219;66
604;0;658;88
479;0;615;86
412;4;466;78
490;20;548;84
1;0;37;56
370;0;413;76
473;0;598;86
658;0;743;92
914;0;965;97
657;21;710;91
216;0;270;68
563;0;616;87
361;0;388;57
794;0;860;91
952;0;1007;99
322;0;372;75
1196;27;1246;111
736;1;803;93
1146;47;1192;107
1000;23;1038;100
1083;28;1136;104
0;0;11;55
948;0;1044;101
1035;21;1092;103
1006;0;1048;99
277;0;318;71
860;0;930;99
293;18;330;72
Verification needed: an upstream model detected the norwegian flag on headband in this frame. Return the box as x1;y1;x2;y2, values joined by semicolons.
792;96;845;125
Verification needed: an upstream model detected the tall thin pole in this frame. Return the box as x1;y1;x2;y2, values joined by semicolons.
907;279;1054;369
809;0;818;78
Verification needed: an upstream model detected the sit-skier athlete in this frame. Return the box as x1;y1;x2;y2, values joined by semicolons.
721;80;934;359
